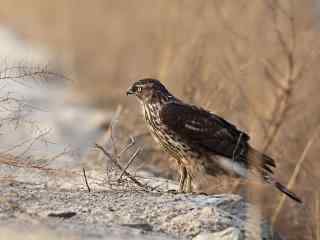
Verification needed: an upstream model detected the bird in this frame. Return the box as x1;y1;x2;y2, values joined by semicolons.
126;78;302;204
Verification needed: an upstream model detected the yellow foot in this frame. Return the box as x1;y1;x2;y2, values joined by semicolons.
183;173;193;193
178;166;187;193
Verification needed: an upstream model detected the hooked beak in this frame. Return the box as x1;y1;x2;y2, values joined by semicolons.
126;87;135;96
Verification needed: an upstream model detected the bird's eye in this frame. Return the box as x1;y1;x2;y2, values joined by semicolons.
137;87;142;92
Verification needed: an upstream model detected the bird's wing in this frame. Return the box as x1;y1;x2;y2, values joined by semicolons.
159;102;249;159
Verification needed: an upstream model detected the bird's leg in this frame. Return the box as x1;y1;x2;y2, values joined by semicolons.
184;172;192;193
178;166;187;193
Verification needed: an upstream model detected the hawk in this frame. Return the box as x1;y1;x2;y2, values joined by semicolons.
127;78;302;203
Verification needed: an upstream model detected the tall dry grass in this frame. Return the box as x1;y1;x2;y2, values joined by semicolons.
0;0;320;239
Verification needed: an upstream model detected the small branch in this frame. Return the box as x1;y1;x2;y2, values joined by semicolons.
262;0;298;152
0;155;79;176
82;168;91;192
118;147;142;180
262;58;286;90
0;157;55;171
0;65;69;81
117;136;135;157
95;144;147;189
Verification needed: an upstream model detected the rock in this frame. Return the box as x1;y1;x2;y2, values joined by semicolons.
0;172;279;240
194;227;241;240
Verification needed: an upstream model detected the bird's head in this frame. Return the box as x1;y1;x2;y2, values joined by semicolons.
126;78;171;103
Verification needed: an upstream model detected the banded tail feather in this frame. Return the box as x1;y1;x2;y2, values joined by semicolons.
248;147;302;204
273;181;303;204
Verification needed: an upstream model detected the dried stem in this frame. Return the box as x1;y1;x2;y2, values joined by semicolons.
263;0;297;152
118;147;142;180
95;143;147;190
272;125;320;224
0;65;69;82
82;168;91;192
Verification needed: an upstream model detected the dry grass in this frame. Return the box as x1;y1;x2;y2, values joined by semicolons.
0;0;320;239
272;124;320;224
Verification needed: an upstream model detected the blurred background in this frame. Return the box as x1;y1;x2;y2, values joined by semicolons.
0;0;320;239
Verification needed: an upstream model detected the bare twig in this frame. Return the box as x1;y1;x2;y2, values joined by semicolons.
117;136;135;157
118;147;142;180
262;58;286;91
263;0;298;152
95;144;147;190
0;156;55;171
82;168;91;192
0;155;60;172
0;156;110;190
0;65;69;82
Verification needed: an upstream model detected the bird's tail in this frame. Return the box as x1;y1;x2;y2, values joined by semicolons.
247;146;276;176
272;181;303;204
247;146;302;204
